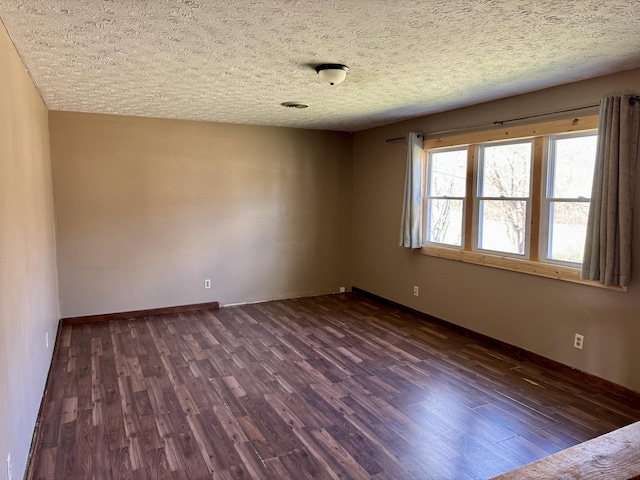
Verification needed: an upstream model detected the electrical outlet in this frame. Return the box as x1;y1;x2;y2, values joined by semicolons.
413;286;419;296
574;333;584;350
204;279;211;289
7;453;12;480
339;287;346;293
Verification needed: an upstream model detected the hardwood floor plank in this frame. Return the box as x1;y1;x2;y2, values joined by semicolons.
261;456;294;480
208;376;247;417
186;411;239;472
324;421;407;477
40;397;63;449
497;435;550;464
235;415;277;461
233;441;271;480
71;409;93;478
237;395;298;457
28;293;640;480
90;426;113;480
263;393;307;430
401;400;517;450
52;420;76;479
284;388;344;429
33;447;57;480
293;427;369;480
277;448;337;480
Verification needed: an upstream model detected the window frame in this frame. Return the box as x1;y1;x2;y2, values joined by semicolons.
540;131;598;267
423;146;469;249
416;114;624;291
473;139;534;259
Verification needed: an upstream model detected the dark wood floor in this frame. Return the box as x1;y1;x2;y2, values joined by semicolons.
29;293;640;480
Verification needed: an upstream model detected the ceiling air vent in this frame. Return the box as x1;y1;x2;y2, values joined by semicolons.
281;102;309;109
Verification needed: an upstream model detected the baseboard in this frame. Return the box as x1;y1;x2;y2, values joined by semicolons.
61;301;220;325
352;286;640;404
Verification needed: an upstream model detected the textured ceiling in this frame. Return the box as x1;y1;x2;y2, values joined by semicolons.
1;1;640;132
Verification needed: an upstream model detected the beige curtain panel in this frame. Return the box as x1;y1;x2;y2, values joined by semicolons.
399;133;424;248
582;95;640;288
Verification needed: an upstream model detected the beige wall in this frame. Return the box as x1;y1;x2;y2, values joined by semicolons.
0;22;60;480
50;112;352;317
353;68;640;393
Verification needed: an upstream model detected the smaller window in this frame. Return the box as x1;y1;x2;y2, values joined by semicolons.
424;147;468;247
475;140;533;256
543;133;597;264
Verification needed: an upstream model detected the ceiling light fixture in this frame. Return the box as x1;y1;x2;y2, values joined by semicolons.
315;64;350;86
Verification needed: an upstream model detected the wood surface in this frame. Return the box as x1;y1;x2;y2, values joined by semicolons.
28;293;640;479
529;136;543;262
423;115;599;150
416;244;626;291
464;145;477;249
492;421;640;479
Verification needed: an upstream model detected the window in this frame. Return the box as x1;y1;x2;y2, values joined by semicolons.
476;140;533;256
419;115;612;288
424;148;467;247
543;133;597;264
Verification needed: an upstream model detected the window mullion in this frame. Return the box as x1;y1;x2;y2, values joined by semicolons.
465;145;477;250
530;137;544;262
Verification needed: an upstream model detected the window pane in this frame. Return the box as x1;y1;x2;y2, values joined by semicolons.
429;149;467;197
548;202;589;263
550;135;597;198
426;199;463;246
480;143;531;197
478;200;527;254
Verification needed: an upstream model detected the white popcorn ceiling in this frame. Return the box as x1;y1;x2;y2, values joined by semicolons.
1;1;640;132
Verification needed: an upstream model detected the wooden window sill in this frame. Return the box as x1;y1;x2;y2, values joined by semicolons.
415;245;626;292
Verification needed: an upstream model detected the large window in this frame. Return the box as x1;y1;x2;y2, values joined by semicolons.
420;115;604;286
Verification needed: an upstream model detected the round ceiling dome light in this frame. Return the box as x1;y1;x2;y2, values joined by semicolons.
281;102;310;109
315;64;350;86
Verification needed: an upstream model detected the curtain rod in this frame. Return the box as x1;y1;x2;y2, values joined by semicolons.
386;96;640;143
385;102;606;143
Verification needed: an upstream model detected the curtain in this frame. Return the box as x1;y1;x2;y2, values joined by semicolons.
399;133;424;248
582;95;640;287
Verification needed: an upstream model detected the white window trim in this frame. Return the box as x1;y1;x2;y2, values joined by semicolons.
423;146;468;249
540;131;597;268
472;139;534;259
